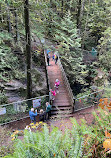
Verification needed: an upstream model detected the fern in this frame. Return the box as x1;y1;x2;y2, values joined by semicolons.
4;123;84;158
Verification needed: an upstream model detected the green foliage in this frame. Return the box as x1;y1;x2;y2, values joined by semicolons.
0;92;8;105
55;11;81;50
4;122;83;158
76;88;92;98
96;1;111;73
0;31;19;82
82;108;111;158
103;84;111;98
81;0;108;49
2;0;109;95
98;27;111;71
54;11;88;85
1;109;111;157
12;70;26;81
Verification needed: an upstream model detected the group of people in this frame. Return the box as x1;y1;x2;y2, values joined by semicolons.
29;78;60;124
47;49;58;66
51;78;60;100
29;49;60;124
29;102;51;124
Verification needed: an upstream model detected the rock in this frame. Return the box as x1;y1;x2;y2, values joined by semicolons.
32;71;47;95
4;80;26;103
4;80;26;91
7;95;23;103
90;86;98;91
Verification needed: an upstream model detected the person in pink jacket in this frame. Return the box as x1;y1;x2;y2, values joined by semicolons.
54;79;60;93
51;89;56;100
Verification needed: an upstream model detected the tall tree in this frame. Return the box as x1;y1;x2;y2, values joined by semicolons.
14;9;19;42
61;0;64;18
77;0;81;29
55;11;87;86
98;0;111;71
5;0;11;33
24;0;32;99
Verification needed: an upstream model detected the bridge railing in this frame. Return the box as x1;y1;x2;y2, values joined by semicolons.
58;56;74;108
74;90;104;112
74;83;111;111
44;50;52;102
0;95;49;125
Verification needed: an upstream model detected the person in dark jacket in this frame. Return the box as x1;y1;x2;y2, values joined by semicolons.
39;109;45;122
29;108;37;124
47;54;50;66
55;55;58;64
45;102;51;120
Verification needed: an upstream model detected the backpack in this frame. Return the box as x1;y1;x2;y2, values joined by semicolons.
54;55;57;59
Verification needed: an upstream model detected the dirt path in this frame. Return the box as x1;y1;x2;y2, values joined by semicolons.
47;105;97;133
3;106;97;133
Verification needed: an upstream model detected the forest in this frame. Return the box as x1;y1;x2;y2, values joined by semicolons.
1;0;111;103
0;0;111;157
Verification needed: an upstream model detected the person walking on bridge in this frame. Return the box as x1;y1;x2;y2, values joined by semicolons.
55;54;58;65
54;79;60;93
51;89;56;100
47;54;50;66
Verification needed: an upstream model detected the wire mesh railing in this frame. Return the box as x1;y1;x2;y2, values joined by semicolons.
0;95;49;125
74;83;111;112
74;90;104;112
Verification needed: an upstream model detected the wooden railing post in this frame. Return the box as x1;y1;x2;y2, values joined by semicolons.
73;98;75;113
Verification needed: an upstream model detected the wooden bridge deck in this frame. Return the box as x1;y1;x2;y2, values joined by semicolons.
47;53;73;118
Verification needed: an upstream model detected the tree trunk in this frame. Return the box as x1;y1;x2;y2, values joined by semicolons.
61;0;64;18
50;0;57;12
24;0;32;99
79;0;85;31
81;0;85;15
65;1;68;12
77;0;81;29
81;0;90;49
14;10;19;42
6;0;11;32
0;3;1;21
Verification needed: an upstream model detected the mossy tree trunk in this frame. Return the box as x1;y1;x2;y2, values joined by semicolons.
24;0;32;99
77;0;81;29
6;0;11;33
14;10;19;42
61;0;64;18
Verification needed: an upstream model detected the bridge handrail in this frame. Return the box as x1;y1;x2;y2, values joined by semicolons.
0;95;49;107
44;50;52;102
58;56;74;107
75;89;103;100
0;95;49;125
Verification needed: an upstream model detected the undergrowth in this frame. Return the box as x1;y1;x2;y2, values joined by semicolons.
2;108;111;158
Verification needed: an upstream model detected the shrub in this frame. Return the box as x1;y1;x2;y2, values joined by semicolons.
3;121;83;158
2;108;111;158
